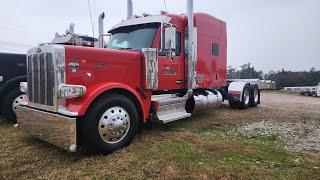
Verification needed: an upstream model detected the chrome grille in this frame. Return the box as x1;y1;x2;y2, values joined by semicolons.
27;52;55;106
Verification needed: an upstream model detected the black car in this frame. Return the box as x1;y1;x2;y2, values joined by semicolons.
0;52;26;123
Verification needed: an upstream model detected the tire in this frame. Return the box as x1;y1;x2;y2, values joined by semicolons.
238;84;251;109
0;87;24;124
228;99;238;109
250;85;260;107
78;93;140;154
228;84;251;110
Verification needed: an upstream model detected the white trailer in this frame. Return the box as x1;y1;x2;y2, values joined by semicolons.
284;83;320;97
228;79;276;90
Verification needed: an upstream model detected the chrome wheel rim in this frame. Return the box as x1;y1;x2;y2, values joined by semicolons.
12;94;26;109
98;106;130;144
244;89;250;105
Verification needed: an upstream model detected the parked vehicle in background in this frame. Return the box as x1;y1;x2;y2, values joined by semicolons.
15;0;261;153
284;83;320;97
0;53;26;123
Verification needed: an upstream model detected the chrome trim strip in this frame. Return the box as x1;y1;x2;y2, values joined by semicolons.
44;53;48;105
31;55;35;103
37;53;41;103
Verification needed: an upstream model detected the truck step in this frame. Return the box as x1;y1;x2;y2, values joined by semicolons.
151;94;191;124
157;111;191;124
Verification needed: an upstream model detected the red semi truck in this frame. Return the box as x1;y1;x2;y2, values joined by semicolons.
15;0;260;153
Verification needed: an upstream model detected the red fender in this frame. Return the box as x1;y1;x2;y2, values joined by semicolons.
70;82;150;121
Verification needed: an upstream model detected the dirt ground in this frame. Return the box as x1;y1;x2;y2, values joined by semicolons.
261;91;320;114
0;92;319;179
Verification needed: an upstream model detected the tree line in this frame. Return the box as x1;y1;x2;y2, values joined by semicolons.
227;64;320;89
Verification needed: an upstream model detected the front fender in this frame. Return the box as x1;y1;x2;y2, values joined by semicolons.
68;82;151;120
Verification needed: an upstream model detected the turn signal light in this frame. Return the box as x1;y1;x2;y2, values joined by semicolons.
20;82;28;93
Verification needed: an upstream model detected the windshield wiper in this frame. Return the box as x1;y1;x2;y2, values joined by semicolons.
118;47;133;50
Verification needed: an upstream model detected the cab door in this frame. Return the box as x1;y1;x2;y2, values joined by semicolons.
157;31;185;90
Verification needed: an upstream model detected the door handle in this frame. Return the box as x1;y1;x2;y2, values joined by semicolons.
176;80;185;84
0;76;3;82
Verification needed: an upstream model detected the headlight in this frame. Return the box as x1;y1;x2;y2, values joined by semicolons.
59;84;87;99
20;82;28;93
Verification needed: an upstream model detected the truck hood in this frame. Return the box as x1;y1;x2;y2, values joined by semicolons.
64;46;142;87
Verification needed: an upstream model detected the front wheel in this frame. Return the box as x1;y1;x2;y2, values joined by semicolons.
78;94;139;153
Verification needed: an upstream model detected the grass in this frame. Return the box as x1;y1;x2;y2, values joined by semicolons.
1;94;320;179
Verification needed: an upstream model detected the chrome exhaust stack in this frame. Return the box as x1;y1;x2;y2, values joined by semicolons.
68;23;75;34
98;12;105;48
187;0;197;97
127;0;133;19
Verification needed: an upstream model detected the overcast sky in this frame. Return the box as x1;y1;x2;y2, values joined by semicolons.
0;0;319;72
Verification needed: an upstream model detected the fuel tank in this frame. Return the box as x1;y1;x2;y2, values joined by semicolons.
186;90;223;113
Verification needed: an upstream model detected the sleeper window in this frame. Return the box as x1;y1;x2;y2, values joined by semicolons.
212;43;219;56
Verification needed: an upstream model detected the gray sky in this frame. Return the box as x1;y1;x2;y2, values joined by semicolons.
0;0;319;72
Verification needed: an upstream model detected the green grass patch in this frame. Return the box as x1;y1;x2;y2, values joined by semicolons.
167;140;214;165
199;125;320;178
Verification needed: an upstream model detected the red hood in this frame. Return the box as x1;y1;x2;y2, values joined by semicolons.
64;46;142;87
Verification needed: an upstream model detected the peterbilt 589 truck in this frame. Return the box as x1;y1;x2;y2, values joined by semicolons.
16;0;260;153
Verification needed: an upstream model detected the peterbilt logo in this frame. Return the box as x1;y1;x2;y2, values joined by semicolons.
69;62;79;72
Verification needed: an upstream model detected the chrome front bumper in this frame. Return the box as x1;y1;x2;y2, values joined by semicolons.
15;106;77;152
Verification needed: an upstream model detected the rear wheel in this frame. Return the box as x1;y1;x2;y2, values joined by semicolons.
239;85;251;109
228;84;251;110
0;87;25;124
78;94;139;153
250;85;260;107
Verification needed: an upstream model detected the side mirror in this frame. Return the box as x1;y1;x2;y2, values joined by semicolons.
164;27;176;50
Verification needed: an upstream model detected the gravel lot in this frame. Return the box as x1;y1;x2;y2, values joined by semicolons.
261;92;320;114
238;92;320;155
0;91;319;179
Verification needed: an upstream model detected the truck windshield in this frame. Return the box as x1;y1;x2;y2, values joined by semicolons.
108;23;159;51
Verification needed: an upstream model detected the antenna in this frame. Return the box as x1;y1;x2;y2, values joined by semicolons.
163;0;167;12
87;0;95;38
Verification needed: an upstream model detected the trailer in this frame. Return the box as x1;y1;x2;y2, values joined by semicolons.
284;83;320;97
228;79;276;90
15;0;261;153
